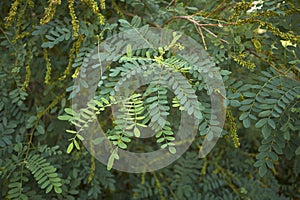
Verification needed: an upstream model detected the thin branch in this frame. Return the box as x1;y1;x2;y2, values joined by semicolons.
170;15;230;45
0;27;17;52
194;24;207;50
246;48;300;82
165;0;176;9
201;26;230;44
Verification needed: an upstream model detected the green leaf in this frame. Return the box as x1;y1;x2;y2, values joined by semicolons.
66;129;77;134
93;137;105;145
220;70;232;75
272;143;283;155
239;105;250;111
207;131;213;141
27;116;37;124
64;108;76;116
74;140;80;150
239;112;248;120
269;151;279;161
256;151;268;160
262;125;271;138
259;164;267;177
234;36;241;44
165;136;175;141
169;146;176;154
41;42;54;48
243;118;251;128
114;152;120;160
107;154;114;171
243;92;256;97
126;44;132;57
93;99;104;107
194;110;203;120
255;118;268;128
254;160;263;167
118;141;127;149
54;186;62;194
101;97;109;105
76;134;84;141
133;126;140;137
268;119;276;129
41;180;50;189
45;184;53;193
258;110;272;117
231;100;241;107
266;159;274;169
136;123;147;127
67;142;74;153
157;138;165;143
295;146;300;155
36;125;45;134
121;137;131;143
58;115;72;120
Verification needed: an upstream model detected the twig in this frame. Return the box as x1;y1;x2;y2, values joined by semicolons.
0;27;17;52
165;0;176;9
201;26;230;44
169;16;230;45
194;23;207;50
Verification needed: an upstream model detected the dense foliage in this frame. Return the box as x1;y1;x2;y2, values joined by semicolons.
1;0;299;199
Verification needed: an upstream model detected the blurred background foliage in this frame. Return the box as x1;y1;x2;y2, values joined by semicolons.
0;0;299;199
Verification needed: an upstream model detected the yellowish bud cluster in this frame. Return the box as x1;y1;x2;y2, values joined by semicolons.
232;53;256;70
60;35;84;80
40;0;62;25
100;0;105;10
111;0;125;18
68;0;79;38
87;154;95;183
22;50;33;91
4;0;21;28
72;67;80;79
233;18;299;43
81;0;105;25
43;49;52;85
229;2;252;21
22;65;31;91
227;110;240;148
